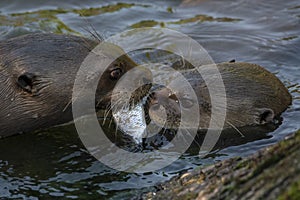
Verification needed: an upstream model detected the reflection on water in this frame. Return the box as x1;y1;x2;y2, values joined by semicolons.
0;0;299;199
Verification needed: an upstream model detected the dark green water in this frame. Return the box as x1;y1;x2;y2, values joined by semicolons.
0;0;299;199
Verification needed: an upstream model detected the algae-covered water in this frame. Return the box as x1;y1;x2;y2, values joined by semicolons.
0;0;299;199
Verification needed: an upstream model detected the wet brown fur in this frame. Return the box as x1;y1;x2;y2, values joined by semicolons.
0;33;149;137
146;62;292;130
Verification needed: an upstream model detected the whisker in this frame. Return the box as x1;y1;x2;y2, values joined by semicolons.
226;121;245;137
79;15;103;43
63;99;72;112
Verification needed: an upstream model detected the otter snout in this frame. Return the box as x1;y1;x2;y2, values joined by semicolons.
144;87;183;129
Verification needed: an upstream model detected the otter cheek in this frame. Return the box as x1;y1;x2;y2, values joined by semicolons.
149;104;167;128
98;78;113;95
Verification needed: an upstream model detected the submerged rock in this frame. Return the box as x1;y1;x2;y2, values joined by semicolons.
143;129;300;200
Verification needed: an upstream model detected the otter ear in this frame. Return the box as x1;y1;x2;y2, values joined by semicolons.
258;108;275;124
17;72;36;93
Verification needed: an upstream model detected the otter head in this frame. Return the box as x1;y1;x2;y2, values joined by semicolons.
0;33;152;137
144;89;280;151
145;87;280;132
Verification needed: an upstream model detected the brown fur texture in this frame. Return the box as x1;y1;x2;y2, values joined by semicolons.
0;33;150;137
146;62;292;130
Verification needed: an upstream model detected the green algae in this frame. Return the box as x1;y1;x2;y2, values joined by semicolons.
0;9;78;34
129;14;241;28
166;7;173;13
170;14;242;25
73;3;151;17
11;9;68;17
10;3;137;18
3;7;241;32
1;3;152;33
278;180;300;200
130;20;163;28
288;5;300;10
234;158;249;170
73;3;135;17
250;154;282;177
280;35;298;41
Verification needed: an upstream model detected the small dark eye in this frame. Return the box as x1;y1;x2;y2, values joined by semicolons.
168;94;177;101
110;68;122;80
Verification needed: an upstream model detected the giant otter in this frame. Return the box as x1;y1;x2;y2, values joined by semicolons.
145;62;292;131
0;33;151;138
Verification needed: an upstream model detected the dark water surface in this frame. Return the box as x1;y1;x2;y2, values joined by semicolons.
0;0;299;199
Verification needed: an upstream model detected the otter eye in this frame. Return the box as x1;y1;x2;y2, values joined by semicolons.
168;93;178;101
110;68;122;80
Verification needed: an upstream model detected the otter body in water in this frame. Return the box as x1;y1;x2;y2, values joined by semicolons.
0;33;150;138
146;62;292;131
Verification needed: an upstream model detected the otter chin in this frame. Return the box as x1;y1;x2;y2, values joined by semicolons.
145;62;292;131
0;33;152;138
